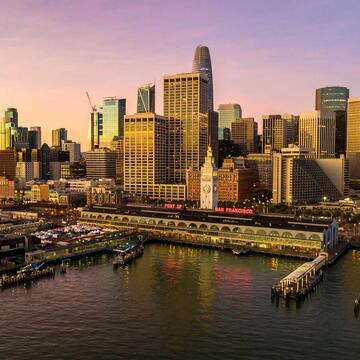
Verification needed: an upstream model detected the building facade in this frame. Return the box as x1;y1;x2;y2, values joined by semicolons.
299;111;336;158
192;45;214;111
100;98;126;149
200;146;218;209
231;118;257;155
52;128;67;147
137;84;155;113
164;72;209;183
347;98;360;181
218;104;242;140
86;148;117;179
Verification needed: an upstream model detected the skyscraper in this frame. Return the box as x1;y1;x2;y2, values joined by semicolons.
164;72;209;183
4;108;18;127
231;118;257;155
315;86;349;112
316;86;349;157
89;111;103;150
62;140;81;163
28;127;42;149
347;98;360;180
86;148;117;179
52;128;67;147
192;45;213;111
218;104;242;140
299;111;336;158
100;98;126;149
262;115;288;153
137;84;155;113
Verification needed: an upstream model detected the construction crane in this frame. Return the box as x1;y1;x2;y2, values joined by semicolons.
86;91;97;112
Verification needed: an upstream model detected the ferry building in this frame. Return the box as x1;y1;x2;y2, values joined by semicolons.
80;205;339;259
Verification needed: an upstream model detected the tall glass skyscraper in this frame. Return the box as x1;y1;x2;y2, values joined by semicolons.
192;45;213;111
218;104;242;140
100;98;126;149
315;86;350;157
89;111;103;150
137;84;155;113
52;128;67;147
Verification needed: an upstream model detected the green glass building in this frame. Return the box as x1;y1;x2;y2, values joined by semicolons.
137;84;155;113
100;98;126;149
217;104;242;140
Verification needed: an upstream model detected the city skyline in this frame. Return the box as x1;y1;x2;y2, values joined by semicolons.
1;0;360;149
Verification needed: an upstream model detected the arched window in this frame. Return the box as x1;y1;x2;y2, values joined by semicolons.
269;230;279;237
282;232;293;238
189;223;197;229
295;233;307;240
221;226;231;232
210;225;219;231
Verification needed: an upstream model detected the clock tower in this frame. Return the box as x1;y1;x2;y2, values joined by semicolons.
200;146;218;209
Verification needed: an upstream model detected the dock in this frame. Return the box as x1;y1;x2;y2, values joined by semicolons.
272;254;327;301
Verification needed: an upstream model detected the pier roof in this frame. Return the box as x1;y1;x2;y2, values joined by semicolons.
85;205;335;233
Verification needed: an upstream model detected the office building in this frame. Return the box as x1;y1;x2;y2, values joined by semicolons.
299;111;336;158
231;118;257;155
347;98;360;180
16;127;29;150
89;111;103;150
218;140;240;167
316;87;350;157
0;149;16;180
164;72;209;183
137;84;155;113
4;108;18;127
262;115;289;153
100;98;126;149
39;144;51;180
86;148;117;179
110;137;124;185
60;163;86;179
62;140;81;163
123;113;185;201
28;127;41;149
208;110;219;166
192;45;214;111
245;153;273;191
16;162;34;182
0;176;15;199
218;104;242;140
52;128;67;147
272;145;348;204
315;86;349;112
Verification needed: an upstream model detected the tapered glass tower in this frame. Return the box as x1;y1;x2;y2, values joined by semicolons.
192;45;213;111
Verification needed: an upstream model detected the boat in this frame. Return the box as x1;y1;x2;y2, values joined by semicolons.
113;242;144;266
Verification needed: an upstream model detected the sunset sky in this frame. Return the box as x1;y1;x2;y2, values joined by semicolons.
1;0;359;150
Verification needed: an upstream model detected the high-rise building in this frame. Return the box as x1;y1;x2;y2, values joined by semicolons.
347;98;360;181
28;127;41;149
4;108;18;127
218;104;242;140
123;113;185;200
231;118;257;155
110;137;124;185
137;84;155;113
192;45;213;111
89;111;103;151
316;87;349;157
100;98;126;149
315;86;349;112
0;149;16;180
0;117;8;150
52;128;67;147
39;144;51;180
86;148;117;179
208;110;219;166
16;127;29;150
299;111;336;158
272;145;348;204
164;72;209;183
245;153;273;191
62;140;81;163
262;115;290;153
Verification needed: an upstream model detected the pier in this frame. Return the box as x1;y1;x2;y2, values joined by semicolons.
272;255;327;301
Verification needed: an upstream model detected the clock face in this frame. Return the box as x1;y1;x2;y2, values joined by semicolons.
203;185;211;193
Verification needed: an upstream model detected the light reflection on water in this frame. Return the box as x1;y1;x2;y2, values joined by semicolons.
0;244;359;360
